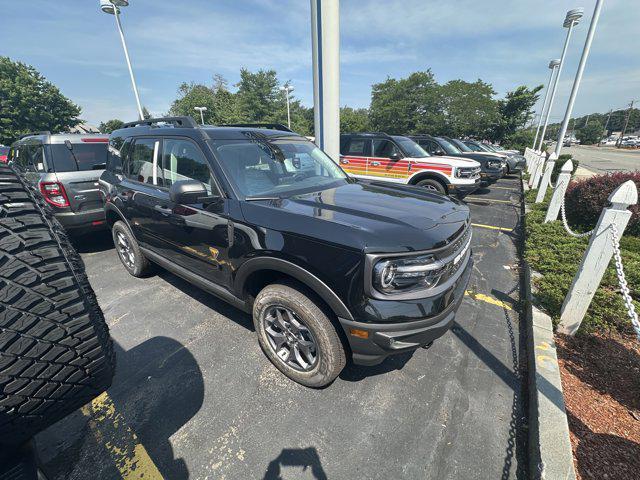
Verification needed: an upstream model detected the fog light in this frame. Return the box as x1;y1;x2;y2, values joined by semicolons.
349;328;369;339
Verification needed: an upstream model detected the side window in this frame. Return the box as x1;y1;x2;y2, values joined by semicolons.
161;138;216;194
372;139;400;158
28;145;45;172
128;138;160;185
107;135;125;173
346;139;367;156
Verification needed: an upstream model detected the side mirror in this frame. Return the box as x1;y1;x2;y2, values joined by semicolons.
434;150;445;156
169;179;208;204
389;152;402;161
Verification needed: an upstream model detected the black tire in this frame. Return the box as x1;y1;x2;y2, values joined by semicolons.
112;220;151;277
253;283;346;388
0;165;115;453
416;178;447;194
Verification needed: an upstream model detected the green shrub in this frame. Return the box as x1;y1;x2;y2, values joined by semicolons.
565;172;640;237
525;198;640;334
551;154;579;182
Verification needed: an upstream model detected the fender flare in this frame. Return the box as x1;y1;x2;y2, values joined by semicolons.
407;169;451;186
234;257;354;321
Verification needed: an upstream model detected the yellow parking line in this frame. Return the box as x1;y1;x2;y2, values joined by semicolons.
471;223;514;233
465;290;513;310
465;196;514;204
82;392;164;479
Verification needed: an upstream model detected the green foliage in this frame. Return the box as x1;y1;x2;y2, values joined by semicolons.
0;56;81;145
440;79;499;138
340;107;370;133
98;119;124;134
491;85;543;141
551;153;579;181
576;122;605;145
502;128;535;153
525;200;640;334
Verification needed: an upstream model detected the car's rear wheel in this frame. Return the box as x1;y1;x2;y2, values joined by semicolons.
253;283;346;387
111;220;151;277
416;178;447;194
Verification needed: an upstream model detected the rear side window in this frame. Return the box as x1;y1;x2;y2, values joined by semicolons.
345;139;369;156
127;138;160;184
49;143;108;172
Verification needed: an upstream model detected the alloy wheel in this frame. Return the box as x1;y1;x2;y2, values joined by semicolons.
262;305;319;371
116;231;136;269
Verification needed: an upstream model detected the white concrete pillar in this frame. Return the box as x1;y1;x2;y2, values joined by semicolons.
529;153;545;188
545;160;573;222
535;153;558;203
558;180;638;335
311;0;340;161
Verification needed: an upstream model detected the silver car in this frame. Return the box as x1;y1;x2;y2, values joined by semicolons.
9;132;109;233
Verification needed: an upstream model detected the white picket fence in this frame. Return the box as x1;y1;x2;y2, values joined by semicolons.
529;157;640;338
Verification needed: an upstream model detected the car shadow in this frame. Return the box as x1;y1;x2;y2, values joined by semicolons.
37;337;204;480
339;351;415;382
263;447;328;480
69;230;114;254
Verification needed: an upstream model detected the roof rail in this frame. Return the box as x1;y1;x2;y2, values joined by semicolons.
19;131;51;139
222;123;293;133
122;116;199;129
343;132;393;138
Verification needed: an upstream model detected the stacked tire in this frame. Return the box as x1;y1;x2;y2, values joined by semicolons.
0;165;115;468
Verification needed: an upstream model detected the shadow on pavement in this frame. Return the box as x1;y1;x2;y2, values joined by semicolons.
264;447;328;480
339;351;414;382
70;230;114;254
39;337;204;480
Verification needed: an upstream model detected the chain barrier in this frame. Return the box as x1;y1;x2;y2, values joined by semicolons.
560;197;595;238
610;224;640;340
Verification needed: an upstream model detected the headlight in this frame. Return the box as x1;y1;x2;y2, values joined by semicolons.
373;254;445;294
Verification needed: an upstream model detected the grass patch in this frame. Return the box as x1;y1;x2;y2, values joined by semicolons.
525;198;640;334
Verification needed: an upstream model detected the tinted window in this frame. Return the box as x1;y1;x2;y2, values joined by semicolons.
107;135;127;173
346;139;367;155
128;138;159;184
372;139;401;158
49;143;108;172
161;138;214;192
435;137;462;154
392;137;429;158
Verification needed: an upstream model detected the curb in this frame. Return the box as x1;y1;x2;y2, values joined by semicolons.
521;178;576;480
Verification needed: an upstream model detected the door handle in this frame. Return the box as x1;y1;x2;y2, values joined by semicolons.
371;161;381;166
154;205;172;215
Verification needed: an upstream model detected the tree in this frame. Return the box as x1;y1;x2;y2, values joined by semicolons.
236;69;281;122
576;122;605;145
168;79;241;125
340;107;369;133
491;85;542;141
440;79;498;138
0;56;81;145
98;119;125;134
142;106;152;120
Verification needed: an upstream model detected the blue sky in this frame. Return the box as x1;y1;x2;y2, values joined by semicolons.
1;0;637;126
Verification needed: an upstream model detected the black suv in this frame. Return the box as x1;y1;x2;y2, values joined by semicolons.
100;117;473;387
410;135;504;184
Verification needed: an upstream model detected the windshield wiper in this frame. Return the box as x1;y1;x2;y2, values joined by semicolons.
244;196;281;201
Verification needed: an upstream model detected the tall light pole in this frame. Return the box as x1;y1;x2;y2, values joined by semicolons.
537;8;584;152
100;0;144;120
194;106;207;125
280;84;294;129
532;59;561;150
554;0;605;157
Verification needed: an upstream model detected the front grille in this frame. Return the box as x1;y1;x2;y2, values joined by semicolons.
457;167;481;179
432;225;472;284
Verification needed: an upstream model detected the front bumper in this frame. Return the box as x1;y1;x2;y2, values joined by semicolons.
448;178;481;197
480;170;502;183
339;254;473;366
54;207;106;231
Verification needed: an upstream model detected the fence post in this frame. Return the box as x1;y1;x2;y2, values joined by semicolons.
545;160;573;222
558;180;639;335
535;153;558;203
529;152;546;188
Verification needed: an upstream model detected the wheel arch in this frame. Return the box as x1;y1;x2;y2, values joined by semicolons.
234;257;354;321
407;170;450;190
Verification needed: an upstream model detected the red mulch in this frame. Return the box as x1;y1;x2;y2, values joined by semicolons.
556;332;640;479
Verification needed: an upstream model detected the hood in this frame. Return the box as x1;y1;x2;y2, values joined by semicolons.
415;155;480;168
240;180;470;253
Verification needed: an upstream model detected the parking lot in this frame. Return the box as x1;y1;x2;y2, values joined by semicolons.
36;175;527;480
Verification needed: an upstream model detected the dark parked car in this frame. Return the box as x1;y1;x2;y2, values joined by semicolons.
463;140;525;174
9;132;109;232
411;135;504;184
100;117;473;387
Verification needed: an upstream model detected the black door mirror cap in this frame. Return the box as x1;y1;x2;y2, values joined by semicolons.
169;179;208;204
435;150;445;156
389;152;402;161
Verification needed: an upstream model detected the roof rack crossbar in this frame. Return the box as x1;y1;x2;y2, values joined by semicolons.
221;123;293;133
19;131;51;139
122;116;199;129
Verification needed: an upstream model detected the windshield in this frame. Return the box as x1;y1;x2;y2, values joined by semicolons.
464;141;485;152
393;137;429;158
212;137;349;198
449;138;472;152
435;137;461;154
480;143;497;152
50;143;108;171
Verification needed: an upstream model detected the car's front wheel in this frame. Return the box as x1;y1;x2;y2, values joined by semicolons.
416;178;447;194
112;220;151;277
253;283;346;387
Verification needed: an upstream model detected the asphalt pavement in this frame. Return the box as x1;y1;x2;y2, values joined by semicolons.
36;175;528;480
561;144;640;174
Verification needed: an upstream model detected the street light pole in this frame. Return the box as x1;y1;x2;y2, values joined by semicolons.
194;107;207;125
554;0;606;157
617;100;634;147
533;60;560;150
280;85;294;129
537;8;584;152
101;0;144;120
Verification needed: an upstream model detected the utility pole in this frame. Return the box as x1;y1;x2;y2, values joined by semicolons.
585;114;590;126
599;109;612;146
617;100;634;147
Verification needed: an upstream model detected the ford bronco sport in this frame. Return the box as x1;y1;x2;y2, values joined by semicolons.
100;117;473;387
339;133;481;197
